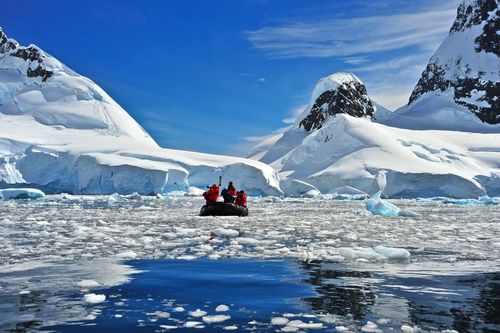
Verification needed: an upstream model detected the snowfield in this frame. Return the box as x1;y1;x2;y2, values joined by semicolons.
1;195;498;267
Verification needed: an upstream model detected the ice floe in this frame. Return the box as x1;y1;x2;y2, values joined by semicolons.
84;293;106;304
202;314;231;323
0;195;498;266
0;188;45;200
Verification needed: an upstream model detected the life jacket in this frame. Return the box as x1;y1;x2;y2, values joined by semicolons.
235;191;247;207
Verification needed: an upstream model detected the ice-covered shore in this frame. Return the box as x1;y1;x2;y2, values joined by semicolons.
1;195;498;267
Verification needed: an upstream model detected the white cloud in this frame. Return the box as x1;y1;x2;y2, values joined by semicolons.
244;9;456;59
282;104;308;124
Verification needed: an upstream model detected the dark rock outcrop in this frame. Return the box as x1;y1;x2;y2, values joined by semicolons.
408;0;499;124
300;76;374;132
0;28;53;82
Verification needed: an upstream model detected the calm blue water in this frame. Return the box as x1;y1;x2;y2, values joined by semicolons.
1;259;498;332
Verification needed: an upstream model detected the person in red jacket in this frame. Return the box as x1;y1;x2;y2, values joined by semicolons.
235;190;247;207
203;183;219;205
227;181;237;197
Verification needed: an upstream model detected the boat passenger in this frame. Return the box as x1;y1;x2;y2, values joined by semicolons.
221;188;235;203
235;190;247;207
227;181;237;197
203;183;219;205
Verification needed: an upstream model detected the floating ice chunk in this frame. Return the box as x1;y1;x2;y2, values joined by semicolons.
335;326;349;332
173;306;185;312
445;196;499;205
116;250;137;259
184;321;204;328
77;279;101;288
0;188;45;200
212;228;240;238
152;311;170;318
366;192;400;217
332;193;367;200
339;247;385;261
374;246;411;260
367;191;419;217
286;320;323;329
223;325;238;330
398;210;421;218
401;324;415;333
18;290;31;295
84;293;106;304
177;255;197;260
188;309;207;317
271;317;290;325
159;325;178;330
478;196;499;205
361;321;379;332
202;314;231;323
215;304;230;312
376;318;390;325
114;314;123;318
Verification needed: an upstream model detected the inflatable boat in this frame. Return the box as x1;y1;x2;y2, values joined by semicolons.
200;202;248;217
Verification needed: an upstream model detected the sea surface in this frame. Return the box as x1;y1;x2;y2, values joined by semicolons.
0;195;499;332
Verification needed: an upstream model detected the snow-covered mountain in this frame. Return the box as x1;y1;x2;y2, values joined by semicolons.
0;28;281;196
249;0;499;198
400;0;499;126
248;69;500;198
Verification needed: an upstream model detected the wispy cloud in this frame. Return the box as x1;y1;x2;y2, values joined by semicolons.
245;5;458;110
245;9;456;59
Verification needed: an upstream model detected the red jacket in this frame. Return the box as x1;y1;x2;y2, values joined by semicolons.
227;187;237;197
203;185;219;203
235;192;247;207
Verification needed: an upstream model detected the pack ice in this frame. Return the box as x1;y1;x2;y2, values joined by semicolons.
249;0;500;198
0;28;281;196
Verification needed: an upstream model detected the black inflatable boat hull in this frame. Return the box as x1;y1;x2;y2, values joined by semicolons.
200;202;248;216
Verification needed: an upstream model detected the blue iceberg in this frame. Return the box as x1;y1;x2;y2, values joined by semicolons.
366;191;420;217
0;188;45;200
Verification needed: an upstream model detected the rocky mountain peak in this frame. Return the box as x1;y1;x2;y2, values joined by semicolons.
299;72;375;132
408;0;499;124
0;28;53;82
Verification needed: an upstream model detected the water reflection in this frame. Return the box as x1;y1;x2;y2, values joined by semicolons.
301;261;376;320
300;261;500;332
0;259;139;332
0;259;498;332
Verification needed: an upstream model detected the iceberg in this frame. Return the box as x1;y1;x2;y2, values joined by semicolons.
0;188;45;200
366;191;420;217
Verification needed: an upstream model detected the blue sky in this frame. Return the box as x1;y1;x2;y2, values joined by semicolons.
1;0;460;155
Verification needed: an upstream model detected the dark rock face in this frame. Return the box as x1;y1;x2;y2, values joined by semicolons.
300;80;374;132
450;0;497;33
408;0;499;124
0;29;53;82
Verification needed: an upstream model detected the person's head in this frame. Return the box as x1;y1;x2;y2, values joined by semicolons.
211;183;217;189
239;190;244;194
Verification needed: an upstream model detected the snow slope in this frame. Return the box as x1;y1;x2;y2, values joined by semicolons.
249;72;500;198
0;28;281;196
